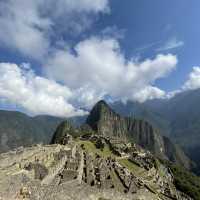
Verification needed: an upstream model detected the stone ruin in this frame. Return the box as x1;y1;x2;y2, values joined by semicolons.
14;143;82;186
129;151;156;170
81;151;142;194
0;135;192;200
60;134;73;145
77;135;191;199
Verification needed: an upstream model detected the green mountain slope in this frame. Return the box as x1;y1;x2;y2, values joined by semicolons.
52;100;192;169
111;89;200;173
0;110;64;152
1;88;200;172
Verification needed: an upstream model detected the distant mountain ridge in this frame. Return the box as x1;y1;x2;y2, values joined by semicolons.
0;110;64;152
1;89;200;172
51;100;191;169
110;89;200;173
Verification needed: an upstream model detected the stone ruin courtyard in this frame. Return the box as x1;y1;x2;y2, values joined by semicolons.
0;136;192;200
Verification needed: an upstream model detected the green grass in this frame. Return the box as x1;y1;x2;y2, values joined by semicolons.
154;159;166;178
169;163;200;200
160;160;200;200
110;169;125;193
118;159;141;173
77;140;113;158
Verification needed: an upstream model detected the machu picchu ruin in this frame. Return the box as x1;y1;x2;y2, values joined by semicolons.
0;101;196;200
0;133;193;200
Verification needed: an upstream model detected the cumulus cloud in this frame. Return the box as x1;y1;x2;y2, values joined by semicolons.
0;62;87;117
183;67;200;90
46;0;109;14
45;37;178;103
0;0;109;59
0;0;51;59
0;1;183;113
157;37;184;52
165;89;182;99
164;67;200;99
131;86;166;102
0;37;179;115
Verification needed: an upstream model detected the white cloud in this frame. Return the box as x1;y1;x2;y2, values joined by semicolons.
132;86;166;102
45;37;177;103
0;0;188;115
0;0;182;111
164;67;200;99
0;38;179;115
134;41;161;53
183;67;200;90
101;26;126;39
72;86;105;108
165;89;182;99
47;0;109;14
0;0;109;59
0;1;51;59
157;37;184;52
0;62;87;117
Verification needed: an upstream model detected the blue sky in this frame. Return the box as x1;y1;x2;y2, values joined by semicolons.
0;0;200;117
95;0;200;91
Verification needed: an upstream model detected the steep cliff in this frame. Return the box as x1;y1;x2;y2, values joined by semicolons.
86;100;191;169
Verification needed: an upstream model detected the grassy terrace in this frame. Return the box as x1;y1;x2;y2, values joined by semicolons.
110;168;126;193
77;140;114;158
77;139;162;196
77;140;146;174
118;159;143;174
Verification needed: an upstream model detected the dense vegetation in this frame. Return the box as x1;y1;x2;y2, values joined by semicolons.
111;89;200;172
166;162;200;200
78;140;113;158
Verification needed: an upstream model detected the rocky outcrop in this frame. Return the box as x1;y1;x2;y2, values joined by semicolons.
51;121;94;145
51;100;191;169
86;100;191;169
51;121;78;144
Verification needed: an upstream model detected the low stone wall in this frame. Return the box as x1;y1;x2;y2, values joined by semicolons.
77;149;84;184
41;155;68;185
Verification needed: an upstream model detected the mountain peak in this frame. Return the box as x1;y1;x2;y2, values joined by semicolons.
84;100;191;169
93;100;111;111
86;100;117;132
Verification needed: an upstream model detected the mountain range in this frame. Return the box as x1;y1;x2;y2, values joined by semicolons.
52;100;191;169
0;110;64;152
1;100;200;199
111;89;200;173
0;89;200;172
50;100;199;199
